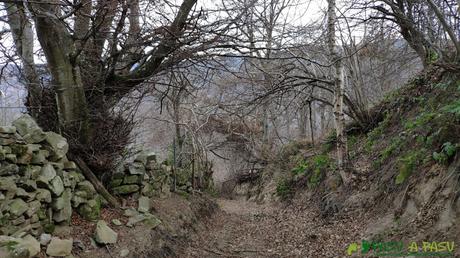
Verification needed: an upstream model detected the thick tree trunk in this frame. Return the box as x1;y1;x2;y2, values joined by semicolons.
5;3;41;118
327;0;349;185
32;1;91;144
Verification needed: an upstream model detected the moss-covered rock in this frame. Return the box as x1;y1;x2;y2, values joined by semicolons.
112;185;140;195
77;197;101;220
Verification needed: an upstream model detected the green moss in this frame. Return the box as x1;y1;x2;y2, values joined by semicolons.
308;154;332;187
291;160;308;175
374;137;404;168
395;150;425;185
365;113;392;151
43;223;55;234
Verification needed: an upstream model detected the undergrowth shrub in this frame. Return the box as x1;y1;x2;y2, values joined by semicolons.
276;178;293;200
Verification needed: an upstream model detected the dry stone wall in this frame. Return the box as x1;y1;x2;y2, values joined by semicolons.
109;151;172;198
0;115;102;238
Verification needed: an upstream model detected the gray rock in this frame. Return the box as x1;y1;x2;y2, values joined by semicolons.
0;137;15;145
0;177;17;192
0;163;19;176
77;180;96;195
52;189;72;223
128;162;145;175
36;189;52;203
64;161;77;170
12;115;41;137
11;215;25;226
39;233;51;246
49;176;64;196
46;237;73;257
19;235;40;257
45;132;69;159
9;199;28;217
123;208;138;217
94;220;118;244
15;188;36;201
111;219;122;226
120;249;130;257
135;150;157;166
25;201;41;217
77;198;101;220
16;179;37;192
5;154;17;163
112;184;140;195
71;195;87;208
0;126;16;134
126;212;161;229
23;128;47;144
138;196;151;213
16;153;32;165
10;246;29;258
37;164;56;186
31;151;47;165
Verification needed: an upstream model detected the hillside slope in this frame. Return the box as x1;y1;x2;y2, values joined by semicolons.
234;67;460;256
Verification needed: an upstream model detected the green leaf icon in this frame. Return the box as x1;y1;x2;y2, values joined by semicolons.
347;242;359;256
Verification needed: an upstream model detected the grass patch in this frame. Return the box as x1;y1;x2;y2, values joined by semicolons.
276;178;293;200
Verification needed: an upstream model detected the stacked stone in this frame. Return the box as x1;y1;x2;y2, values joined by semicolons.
110;151;171;197
0;115;101;239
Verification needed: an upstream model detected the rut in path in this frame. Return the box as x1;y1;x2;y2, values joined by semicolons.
180;198;366;258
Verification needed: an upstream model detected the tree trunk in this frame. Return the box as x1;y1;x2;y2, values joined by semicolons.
5;3;41;118
72;156;121;208
31;1;91;144
327;0;349;185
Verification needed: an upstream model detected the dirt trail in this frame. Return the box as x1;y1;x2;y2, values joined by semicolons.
179;197;365;258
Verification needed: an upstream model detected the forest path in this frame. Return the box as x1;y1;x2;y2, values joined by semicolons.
179;197;364;257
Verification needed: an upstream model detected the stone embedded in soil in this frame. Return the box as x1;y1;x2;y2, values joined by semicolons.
123;208;138;217
39;233;51;246
46;237;73;257
120;249;130;257
138;196;151;213
20;235;40;257
94;220;118;244
112;219;122;226
126;212;161;229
